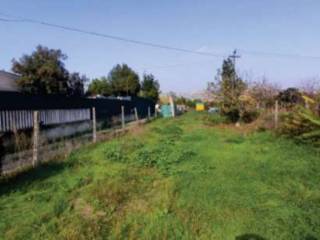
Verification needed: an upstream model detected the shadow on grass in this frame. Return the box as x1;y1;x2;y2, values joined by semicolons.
235;234;266;240
235;233;318;240
0;161;68;196
305;236;318;240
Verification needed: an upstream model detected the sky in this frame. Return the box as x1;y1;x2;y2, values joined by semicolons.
1;0;320;94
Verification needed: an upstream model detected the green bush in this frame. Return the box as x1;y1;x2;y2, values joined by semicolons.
221;107;240;123
240;109;260;123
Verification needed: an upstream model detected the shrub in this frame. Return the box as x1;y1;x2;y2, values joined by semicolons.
239;93;260;123
221;107;240;123
240;109;260;123
255;111;276;132
279;106;320;145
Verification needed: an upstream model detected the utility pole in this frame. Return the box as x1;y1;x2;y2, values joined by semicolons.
229;49;241;67
228;49;241;103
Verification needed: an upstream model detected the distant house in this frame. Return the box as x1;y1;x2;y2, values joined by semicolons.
0;71;19;92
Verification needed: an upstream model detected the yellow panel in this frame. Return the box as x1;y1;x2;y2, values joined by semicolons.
196;103;205;111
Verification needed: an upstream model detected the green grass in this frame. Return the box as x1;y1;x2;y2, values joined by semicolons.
1;112;320;240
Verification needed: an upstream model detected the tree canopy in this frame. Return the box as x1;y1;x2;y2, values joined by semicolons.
278;88;303;107
14;46;161;99
87;77;112;96
215;58;247;122
108;64;140;96
87;64;161;100
12;45;86;96
67;72;88;97
140;74;160;102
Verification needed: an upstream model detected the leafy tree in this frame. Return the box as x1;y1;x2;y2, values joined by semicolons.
12;45;70;95
278;88;303;107
108;64;140;96
175;96;188;105
140;74;160;102
215;58;246;122
68;72;88;96
87;77;112;96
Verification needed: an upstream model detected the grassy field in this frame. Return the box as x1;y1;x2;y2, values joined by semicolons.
1;112;320;240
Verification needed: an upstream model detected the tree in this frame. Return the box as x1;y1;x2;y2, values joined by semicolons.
108;64;140;96
248;77;279;108
300;77;320;96
87;77;112;96
175;96;188;105
12;45;86;96
278;88;303;107
140;74;160;102
12;45;70;95
215;58;247;122
68;72;88;97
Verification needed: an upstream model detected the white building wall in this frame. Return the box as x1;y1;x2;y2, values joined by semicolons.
0;71;19;92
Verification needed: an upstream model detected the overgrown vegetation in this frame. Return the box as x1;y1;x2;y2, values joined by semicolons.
280;106;320;145
209;57;262;123
1;112;320;239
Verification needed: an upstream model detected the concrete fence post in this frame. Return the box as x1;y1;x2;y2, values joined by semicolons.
121;105;125;129
148;106;151;120
0;134;4;176
155;105;158;118
92;107;97;143
32;111;40;167
169;95;175;118
134;107;139;121
274;100;279;128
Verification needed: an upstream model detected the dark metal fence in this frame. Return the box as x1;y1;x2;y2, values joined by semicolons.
0;92;155;176
0;91;155;133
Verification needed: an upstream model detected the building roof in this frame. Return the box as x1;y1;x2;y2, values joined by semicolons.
0;70;19;92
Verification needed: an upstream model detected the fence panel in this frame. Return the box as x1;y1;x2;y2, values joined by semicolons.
0;109;91;132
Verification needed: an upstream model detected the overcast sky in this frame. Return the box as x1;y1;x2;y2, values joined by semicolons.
1;0;320;93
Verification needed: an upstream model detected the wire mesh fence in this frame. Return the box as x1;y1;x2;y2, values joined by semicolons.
0;104;155;176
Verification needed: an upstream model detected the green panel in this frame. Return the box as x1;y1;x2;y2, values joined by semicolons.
161;105;172;118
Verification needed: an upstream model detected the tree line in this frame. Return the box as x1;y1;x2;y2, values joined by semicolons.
10;45;160;102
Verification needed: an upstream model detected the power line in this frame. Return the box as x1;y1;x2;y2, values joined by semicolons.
0;17;23;22
139;59;219;71
229;49;241;100
1;12;320;61
239;49;320;60
0;13;225;58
